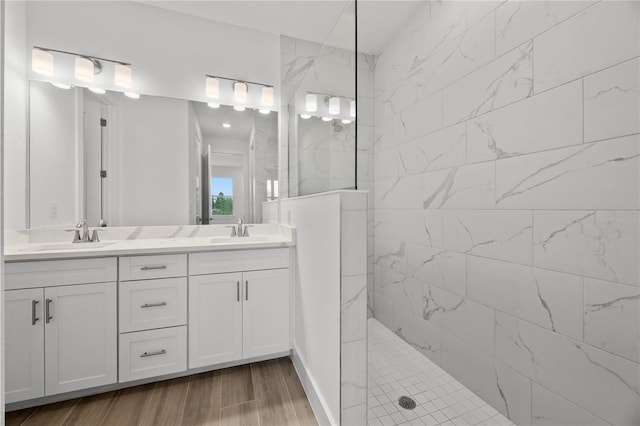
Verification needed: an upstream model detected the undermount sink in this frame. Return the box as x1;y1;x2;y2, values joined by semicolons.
210;236;272;243
26;242;116;252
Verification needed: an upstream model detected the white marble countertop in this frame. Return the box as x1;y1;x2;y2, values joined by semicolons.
4;224;295;262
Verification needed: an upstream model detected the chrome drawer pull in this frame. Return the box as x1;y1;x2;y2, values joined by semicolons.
32;300;40;325
140;349;166;358
140;265;167;271
45;298;53;323
245;280;248;301
140;302;168;309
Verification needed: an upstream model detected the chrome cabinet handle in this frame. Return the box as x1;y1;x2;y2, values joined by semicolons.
140;302;167;309
32;300;40;325
237;281;240;302
140;265;167;271
245;280;249;301
45;298;53;323
140;349;166;358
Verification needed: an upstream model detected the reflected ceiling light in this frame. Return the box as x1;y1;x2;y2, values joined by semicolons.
32;48;54;75
114;64;132;88
206;77;220;98
329;97;340;115
341;119;352;124
305;94;317;112
51;82;72;90
75;57;95;82
124;92;140;99
261;86;274;106
259;109;271;115
300;114;311;119
233;105;246;112
350;100;356;118
322;116;332;122
234;82;248;103
89;87;106;94
222;123;231;128
207;102;220;109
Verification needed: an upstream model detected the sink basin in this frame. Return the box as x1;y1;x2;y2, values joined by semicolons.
26;242;116;252
210;236;272;243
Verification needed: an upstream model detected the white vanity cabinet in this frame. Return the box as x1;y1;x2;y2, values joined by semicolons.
188;249;290;369
4;259;118;403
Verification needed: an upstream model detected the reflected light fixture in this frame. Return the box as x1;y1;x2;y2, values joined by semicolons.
322;116;332;122
114;64;133;88
51;82;72;90
206;77;220;98
75;57;95;82
233;105;246;112
306;94;317;112
341;119;352;124
300;114;311;119
207;102;220;109
32;48;54;75
350;100;356;118
125;92;140;99
222;123;231;128
89;87;106;94
261;86;274;106
234;82;248;103
329;97;340;115
259;109;271;115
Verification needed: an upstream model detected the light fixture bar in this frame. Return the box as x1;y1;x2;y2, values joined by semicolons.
33;46;131;66
204;74;273;90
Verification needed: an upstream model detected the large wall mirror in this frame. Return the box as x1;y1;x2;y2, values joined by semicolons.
29;80;278;228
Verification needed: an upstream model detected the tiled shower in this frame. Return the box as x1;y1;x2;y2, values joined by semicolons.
370;1;639;425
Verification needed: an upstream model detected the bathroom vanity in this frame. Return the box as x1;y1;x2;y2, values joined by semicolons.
3;224;294;408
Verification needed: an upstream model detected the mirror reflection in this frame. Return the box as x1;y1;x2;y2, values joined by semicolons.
28;80;278;228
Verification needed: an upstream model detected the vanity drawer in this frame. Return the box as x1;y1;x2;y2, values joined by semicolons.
189;248;289;275
119;278;187;333
119;326;187;383
5;258;117;290
119;254;187;281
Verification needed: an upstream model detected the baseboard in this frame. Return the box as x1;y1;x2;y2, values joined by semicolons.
291;349;337;426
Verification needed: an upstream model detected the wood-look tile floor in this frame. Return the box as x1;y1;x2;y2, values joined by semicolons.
6;357;318;426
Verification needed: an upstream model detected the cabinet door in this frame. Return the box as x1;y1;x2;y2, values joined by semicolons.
189;273;243;368
5;288;45;403
44;282;117;395
243;269;290;359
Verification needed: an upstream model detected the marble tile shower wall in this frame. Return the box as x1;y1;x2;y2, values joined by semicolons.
372;1;639;425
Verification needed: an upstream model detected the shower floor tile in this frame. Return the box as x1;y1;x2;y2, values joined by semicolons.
368;319;514;426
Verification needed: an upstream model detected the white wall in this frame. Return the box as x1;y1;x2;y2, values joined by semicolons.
281;192;342;426
373;2;640;425
28;82;79;228
4;0;26;230
115;95;189;226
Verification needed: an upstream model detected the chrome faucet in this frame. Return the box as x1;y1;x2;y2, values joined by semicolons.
226;218;251;238
70;219;102;243
237;218;243;237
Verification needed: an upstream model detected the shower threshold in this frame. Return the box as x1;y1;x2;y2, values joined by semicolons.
367;319;514;426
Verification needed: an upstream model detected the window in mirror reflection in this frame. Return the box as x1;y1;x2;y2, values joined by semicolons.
211;177;234;216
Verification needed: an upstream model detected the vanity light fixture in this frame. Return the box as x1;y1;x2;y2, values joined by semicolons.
350;100;356;118
89;87;106;94
222;123;231;128
51;82;72;90
329;97;341;115
300;114;311;119
259;109;271;115
207;102;220;109
206;77;220;99
75;57;96;82
114;64;133;88
305;94;317;112
261;86;274;106
32;48;54;75
322;116;332;122
233;105;246;112
234;82;248;103
124;92;140;99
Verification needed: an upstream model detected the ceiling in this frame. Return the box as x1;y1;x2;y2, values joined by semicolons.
193;102;262;141
138;1;425;55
